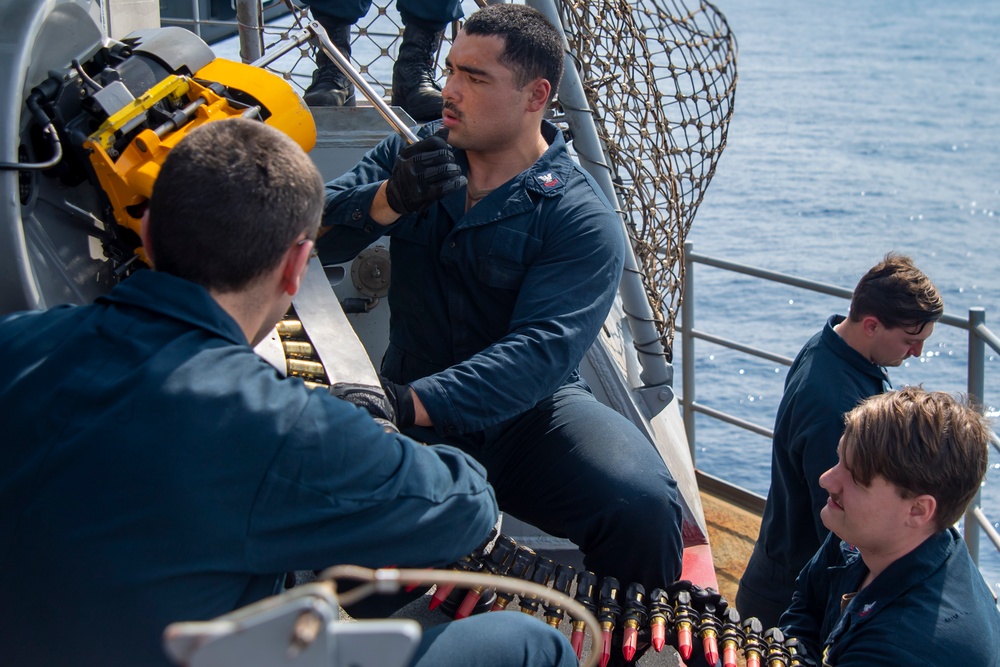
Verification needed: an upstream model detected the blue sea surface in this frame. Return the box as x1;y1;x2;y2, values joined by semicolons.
683;0;1000;598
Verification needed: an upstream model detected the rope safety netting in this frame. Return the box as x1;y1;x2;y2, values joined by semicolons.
554;1;737;354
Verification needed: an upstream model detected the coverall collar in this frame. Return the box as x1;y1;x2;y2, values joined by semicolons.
98;270;248;346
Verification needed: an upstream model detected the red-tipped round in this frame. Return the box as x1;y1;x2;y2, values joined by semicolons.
622;627;638;662
703;635;718;667
746;653;761;667
454;591;481;620
428;584;455;611
599;630;612;667
678;625;693;660
723;645;738;667
651;623;666;652
571;630;585;659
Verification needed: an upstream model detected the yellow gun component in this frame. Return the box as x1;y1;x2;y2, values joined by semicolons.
84;57;316;264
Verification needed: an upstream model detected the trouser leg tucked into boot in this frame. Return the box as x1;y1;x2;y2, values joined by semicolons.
304;18;356;108
391;23;445;122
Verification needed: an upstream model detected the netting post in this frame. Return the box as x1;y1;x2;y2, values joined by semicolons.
527;0;673;406
682;241;696;463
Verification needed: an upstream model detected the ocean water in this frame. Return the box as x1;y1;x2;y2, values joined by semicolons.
682;0;1000;597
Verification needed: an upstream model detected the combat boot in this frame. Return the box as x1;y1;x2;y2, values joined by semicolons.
304;18;356;108
391;23;445;122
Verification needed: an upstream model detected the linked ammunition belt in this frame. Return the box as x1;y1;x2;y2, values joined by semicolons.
275;312;329;390
427;533;813;667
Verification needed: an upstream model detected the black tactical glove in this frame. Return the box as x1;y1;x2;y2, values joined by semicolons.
384;131;466;216
381;378;417;430
335;384;398;433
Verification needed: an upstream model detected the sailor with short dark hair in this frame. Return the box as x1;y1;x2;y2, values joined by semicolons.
0;118;574;667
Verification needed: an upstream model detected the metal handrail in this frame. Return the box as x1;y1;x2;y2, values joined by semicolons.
974;507;1000;554
680;240;1000;567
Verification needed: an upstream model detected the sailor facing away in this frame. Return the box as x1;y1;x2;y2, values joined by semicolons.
0;118;574;667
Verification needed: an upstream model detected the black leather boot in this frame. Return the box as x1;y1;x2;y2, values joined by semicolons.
391;23;445;122
304;18;356;108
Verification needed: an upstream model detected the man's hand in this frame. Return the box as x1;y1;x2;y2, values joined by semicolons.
339;378;428;432
336;386;401;434
381;379;416;429
384;132;466;215
335;385;396;426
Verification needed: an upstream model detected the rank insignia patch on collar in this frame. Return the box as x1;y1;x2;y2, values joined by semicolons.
537;172;560;187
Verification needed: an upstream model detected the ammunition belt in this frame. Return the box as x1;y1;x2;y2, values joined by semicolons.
275;308;329;390
427;533;813;667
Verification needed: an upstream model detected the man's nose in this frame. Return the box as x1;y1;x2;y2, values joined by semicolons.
819;466;836;491
442;76;458;101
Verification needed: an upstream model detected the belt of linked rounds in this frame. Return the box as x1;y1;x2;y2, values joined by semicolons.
276;313;330;388
427;534;810;667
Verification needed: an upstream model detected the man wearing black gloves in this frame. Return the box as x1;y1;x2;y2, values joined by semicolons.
318;3;685;600
0;118;575;667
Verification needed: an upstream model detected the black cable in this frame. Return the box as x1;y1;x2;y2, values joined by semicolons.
0;93;62;171
0;93;64;171
72;59;103;92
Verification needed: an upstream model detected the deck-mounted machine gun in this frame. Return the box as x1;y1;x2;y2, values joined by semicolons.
0;0;413;311
2;3;316;313
1;0;421;402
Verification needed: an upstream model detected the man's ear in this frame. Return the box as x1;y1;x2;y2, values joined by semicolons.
281;238;313;297
861;315;881;337
906;494;937;530
525;77;552;113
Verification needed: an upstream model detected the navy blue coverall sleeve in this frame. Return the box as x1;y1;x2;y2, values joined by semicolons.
408;193;623;434
318;124;625;435
789;411;848;545
317;129;409;262
246;385;498;571
779;533;839;662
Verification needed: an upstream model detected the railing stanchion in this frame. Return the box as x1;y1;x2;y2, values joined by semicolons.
682;241;697;464
190;0;201;39
966;307;986;565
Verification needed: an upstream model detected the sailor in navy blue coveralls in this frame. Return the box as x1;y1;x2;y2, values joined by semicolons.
319;119;684;592
739;315;891;626
781;530;1000;666
0;271;575;667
